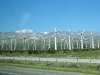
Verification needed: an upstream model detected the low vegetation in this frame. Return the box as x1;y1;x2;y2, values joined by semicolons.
0;49;100;58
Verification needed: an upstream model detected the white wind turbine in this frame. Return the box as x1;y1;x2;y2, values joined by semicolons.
91;32;94;49
84;38;88;49
68;28;71;50
42;37;46;50
14;39;16;50
1;40;4;50
5;40;8;50
1;35;5;50
22;37;26;50
60;39;64;50
75;39;79;49
41;32;48;50
59;32;66;50
30;36;37;50
48;37;51;50
77;30;85;49
31;42;34;50
71;38;74;50
4;40;9;50
76;40;79;49
44;32;49;50
54;27;57;50
80;30;84;49
26;39;30;50
65;39;68;49
97;40;100;49
1;40;7;50
9;35;15;51
63;37;66;50
33;36;37;50
16;31;24;50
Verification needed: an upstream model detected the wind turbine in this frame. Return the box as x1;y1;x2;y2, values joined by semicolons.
9;35;15;51
48;37;51;49
68;28;71;50
71;38;74;50
91;32;94;49
77;40;79;49
97;40;100;49
84;38;88;49
33;36;37;50
80;30;84;49
1;40;4;50
14;39;16;51
22;37;26;50
77;30;85;49
43;37;46;50
1;35;6;50
31;36;38;50
77;30;84;49
26;39;30;50
60;39;63;50
5;40;8;50
1;40;7;50
86;40;88;49
75;39;79;49
54;27;57;50
65;40;68;49
4;40;9;50
31;42;34;50
30;36;37;50
41;32;48;50
63;38;66;50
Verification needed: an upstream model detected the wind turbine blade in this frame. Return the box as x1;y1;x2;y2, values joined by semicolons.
54;27;56;32
67;28;70;33
81;29;85;34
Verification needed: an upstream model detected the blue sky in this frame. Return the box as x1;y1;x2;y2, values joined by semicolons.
0;0;100;32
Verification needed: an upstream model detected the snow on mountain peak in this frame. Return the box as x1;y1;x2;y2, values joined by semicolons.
16;29;33;33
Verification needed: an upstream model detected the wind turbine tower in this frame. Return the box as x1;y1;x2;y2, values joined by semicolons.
98;40;100;49
91;32;94;49
9;35;15;51
23;37;26;50
54;28;57;50
1;40;4;50
80;30;84;49
48;38;51;49
68;29;71;50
